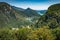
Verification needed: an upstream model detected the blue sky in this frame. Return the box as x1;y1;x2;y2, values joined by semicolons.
0;0;60;10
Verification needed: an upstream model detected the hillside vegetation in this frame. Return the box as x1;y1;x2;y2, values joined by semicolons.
36;3;60;28
0;2;60;40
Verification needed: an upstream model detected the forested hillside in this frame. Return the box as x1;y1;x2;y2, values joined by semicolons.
0;2;60;40
36;3;60;28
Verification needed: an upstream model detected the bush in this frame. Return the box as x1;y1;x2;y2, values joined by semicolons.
0;26;57;40
0;28;18;40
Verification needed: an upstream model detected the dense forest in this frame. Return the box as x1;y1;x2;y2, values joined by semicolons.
0;2;60;40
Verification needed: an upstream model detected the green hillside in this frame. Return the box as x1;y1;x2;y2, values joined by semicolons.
36;3;60;28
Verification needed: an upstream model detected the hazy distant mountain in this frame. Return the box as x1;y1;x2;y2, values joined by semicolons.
0;2;40;27
36;10;47;15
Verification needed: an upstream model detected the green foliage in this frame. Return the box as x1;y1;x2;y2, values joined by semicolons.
0;26;56;40
15;27;32;40
0;28;18;40
52;27;60;40
27;26;55;40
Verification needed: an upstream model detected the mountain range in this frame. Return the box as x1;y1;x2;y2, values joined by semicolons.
0;2;56;28
0;2;42;27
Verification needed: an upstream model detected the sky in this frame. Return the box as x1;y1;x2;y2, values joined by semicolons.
0;0;60;10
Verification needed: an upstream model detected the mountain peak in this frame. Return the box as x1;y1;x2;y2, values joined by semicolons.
27;8;31;9
26;8;32;10
0;2;12;12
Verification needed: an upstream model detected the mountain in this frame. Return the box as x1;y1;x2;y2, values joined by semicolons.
24;8;40;17
36;3;60;28
0;2;40;27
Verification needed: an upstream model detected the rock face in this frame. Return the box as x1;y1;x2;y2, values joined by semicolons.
0;2;40;27
0;2;16;27
36;4;60;28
